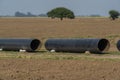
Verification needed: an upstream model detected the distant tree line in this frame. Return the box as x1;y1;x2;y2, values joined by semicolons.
13;8;120;21
76;15;101;17
15;11;47;17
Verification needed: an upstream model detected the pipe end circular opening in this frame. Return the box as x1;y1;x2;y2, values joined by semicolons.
30;39;41;51
117;40;120;51
98;39;110;52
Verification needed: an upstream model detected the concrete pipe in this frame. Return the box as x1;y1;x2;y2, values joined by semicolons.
45;38;110;53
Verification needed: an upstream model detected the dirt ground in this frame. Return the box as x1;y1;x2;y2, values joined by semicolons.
0;59;120;80
0;17;120;80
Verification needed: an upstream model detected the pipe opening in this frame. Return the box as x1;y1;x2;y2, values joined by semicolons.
30;39;40;51
98;39;110;51
117;40;120;51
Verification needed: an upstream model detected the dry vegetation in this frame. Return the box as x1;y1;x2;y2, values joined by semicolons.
0;17;120;51
0;17;120;38
0;17;120;80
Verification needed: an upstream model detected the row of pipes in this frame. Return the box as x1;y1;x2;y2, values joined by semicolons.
0;38;120;53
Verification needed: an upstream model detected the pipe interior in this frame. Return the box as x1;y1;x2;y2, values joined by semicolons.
98;39;110;51
117;40;120;51
30;39;40;50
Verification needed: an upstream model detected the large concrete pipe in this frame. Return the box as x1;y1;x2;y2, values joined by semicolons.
45;38;110;53
117;40;120;51
0;38;41;51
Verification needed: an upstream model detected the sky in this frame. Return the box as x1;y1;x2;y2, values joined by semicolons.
0;0;120;16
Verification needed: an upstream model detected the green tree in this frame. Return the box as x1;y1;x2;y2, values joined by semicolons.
109;10;119;20
47;7;75;20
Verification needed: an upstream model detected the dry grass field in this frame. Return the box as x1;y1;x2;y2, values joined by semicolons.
0;17;120;38
0;17;120;51
0;17;120;80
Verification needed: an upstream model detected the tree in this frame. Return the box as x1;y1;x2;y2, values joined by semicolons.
15;11;26;17
27;12;36;17
109;10;119;20
47;7;75;20
15;11;36;17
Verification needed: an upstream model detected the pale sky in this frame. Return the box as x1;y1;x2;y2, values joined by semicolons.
0;0;120;16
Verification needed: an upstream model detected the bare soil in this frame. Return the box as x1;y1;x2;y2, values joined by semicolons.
0;17;120;80
0;59;120;80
